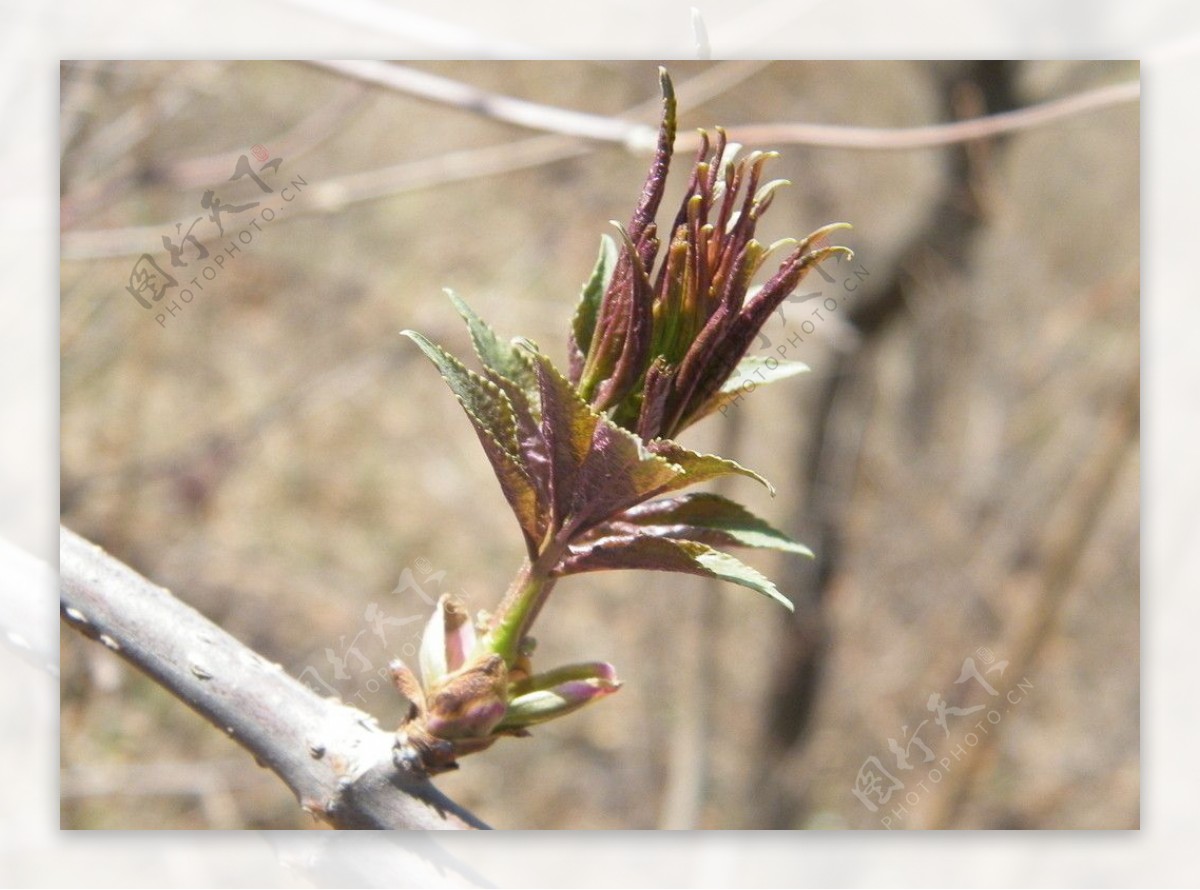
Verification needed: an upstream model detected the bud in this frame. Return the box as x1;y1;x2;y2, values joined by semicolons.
497;661;621;732
423;653;509;741
418;593;477;689
568;69;852;441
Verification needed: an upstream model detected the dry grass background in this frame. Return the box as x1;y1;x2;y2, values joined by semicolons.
59;60;1138;830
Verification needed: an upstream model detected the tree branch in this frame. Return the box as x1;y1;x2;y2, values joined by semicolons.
308;59;1138;153
58;525;488;830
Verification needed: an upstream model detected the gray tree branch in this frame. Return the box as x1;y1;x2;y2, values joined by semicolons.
58;525;488;830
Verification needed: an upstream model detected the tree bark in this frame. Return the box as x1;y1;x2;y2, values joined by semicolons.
59;525;488;830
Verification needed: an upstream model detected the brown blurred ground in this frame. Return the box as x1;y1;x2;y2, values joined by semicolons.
59;60;1138;829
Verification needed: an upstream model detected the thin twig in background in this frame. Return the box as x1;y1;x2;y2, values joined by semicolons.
59;64;1137;261
309;60;1139;153
684;78;1139;152
59;526;488;830
58;131;583;261
167;79;372;185
59;63;225;230
70;63;226;176
305;59;773;144
308;60;655;146
59;61;110;165
60;61;770;260
61;77;372;229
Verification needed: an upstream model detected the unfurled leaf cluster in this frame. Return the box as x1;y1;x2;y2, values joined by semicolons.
391;68;851;773
569;70;851;441
403;296;792;609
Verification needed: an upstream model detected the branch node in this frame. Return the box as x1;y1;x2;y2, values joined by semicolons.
393;735;430;778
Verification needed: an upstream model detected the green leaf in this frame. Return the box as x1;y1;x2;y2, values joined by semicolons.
689;356;810;424
607;492;812;555
496;679;620;731
403;331;517;449
445;289;539;404
443;293;547;501
571;234;618;360
645;438;776;496
720;356;810;393
690;545;793;610
557;534;793;611
401;330;545;552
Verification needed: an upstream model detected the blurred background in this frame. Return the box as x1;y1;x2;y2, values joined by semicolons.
59;60;1138;830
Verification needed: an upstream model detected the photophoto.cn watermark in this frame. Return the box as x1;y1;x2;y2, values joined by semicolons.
850;646;1034;828
295;556;465;709
123;143;308;328
719;250;870;416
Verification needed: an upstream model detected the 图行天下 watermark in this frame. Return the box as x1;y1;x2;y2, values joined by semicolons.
295;555;466;708
850;646;1034;827
123;145;307;328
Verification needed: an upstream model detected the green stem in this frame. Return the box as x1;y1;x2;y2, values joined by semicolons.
481;549;562;666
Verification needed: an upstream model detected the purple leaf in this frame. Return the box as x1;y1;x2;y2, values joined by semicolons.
627;68;677;247
636;357;676;442
702;234;852;404
593;492;811;555
564;418;682;537
593;223;655;414
530;350;600;531
556;533;793;611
